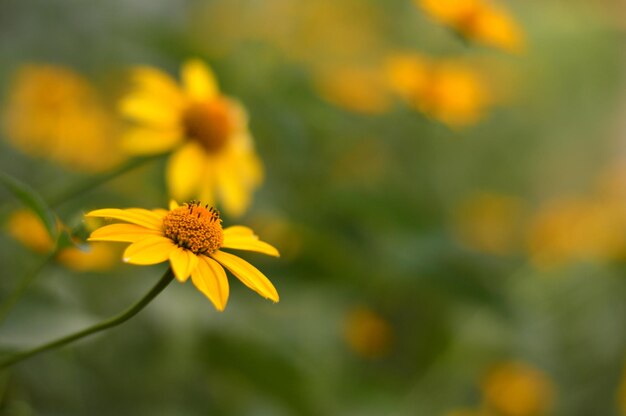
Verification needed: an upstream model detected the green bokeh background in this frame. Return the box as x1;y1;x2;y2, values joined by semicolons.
0;0;625;415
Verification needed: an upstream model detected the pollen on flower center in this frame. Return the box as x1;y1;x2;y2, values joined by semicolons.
162;202;224;254
182;98;235;152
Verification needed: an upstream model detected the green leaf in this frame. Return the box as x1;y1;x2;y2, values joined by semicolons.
0;171;58;241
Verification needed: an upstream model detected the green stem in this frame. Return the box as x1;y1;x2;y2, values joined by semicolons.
46;154;166;208
0;268;174;369
0;252;56;326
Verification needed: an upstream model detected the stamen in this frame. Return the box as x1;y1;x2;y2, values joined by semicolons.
162;202;223;254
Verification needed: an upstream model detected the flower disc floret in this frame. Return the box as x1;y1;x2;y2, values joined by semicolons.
182;98;235;152
162;203;223;254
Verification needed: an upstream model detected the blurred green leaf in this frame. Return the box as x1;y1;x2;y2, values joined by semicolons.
0;171;58;242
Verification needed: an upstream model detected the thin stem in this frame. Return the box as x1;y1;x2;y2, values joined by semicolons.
46;154;166;208
0;268;174;369
0;252;56;325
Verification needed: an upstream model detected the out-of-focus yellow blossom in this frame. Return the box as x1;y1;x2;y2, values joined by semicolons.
86;200;279;311
6;210;117;272
527;197;626;269
7;210;56;254
312;66;392;114
119;59;262;217
386;54;490;128
2;65;124;172
481;361;555;416
343;307;393;359
452;192;525;255
417;0;525;53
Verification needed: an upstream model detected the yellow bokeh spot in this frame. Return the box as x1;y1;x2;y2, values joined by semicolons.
343;307;393;359
386;53;490;128
6;210;56;254
417;0;525;54
2;65;125;172
481;362;555;416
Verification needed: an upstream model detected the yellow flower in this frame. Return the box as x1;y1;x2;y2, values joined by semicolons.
527;197;626;269
343;307;393;359
2;65;124;172
417;0;525;53
6;210;117;272
119;60;263;217
386;53;490;128
481;361;555;416
86;201;279;311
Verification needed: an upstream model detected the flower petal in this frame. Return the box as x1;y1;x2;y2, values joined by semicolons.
223;226;258;239
119;93;181;127
123;236;175;265
215;159;250;218
222;235;279;257
166;142;207;201
86;208;163;230
121;127;183;155
88;223;162;242
169;247;198;282
130;66;184;104
169;200;180;210
210;250;278;302
191;255;229;311
181;59;219;101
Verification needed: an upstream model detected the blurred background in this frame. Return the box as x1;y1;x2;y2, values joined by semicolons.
0;0;626;415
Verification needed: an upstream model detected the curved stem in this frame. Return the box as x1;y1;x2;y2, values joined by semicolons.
0;268;174;369
0;252;56;326
46;154;166;208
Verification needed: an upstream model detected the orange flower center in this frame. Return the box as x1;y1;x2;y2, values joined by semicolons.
162;202;223;254
182;98;235;152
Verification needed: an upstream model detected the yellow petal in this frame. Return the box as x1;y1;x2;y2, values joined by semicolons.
223;226;258;239
181;59;219;101
169;247;198;282
210;250;279;302
130;66;184;104
166;142;207;201
88;223;162;242
123;236;175;265
191;255;229;311
119;93;181;127
169;200;180;210
152;208;169;217
222;235;280;257
215;159;250;218
121;127;183;155
86;208;163;230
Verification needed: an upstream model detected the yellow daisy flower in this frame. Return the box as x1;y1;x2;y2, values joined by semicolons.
86;201;279;311
2;65;124;172
417;0;525;53
386;53;490;128
119;60;263;217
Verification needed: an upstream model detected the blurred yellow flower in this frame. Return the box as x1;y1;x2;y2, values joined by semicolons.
2;65;124;172
86;200;279;311
6;210;117;272
386;54;490;128
119;59;262;217
481;361;555;416
417;0;525;53
313;66;392;114
343;307;393;359
527;197;626;269
452;192;525;255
